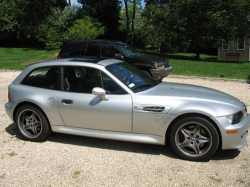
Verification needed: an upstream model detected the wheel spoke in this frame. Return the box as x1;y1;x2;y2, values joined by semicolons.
30;125;38;135
193;142;200;154
24;116;30;124
181;128;192;138
193;124;201;136
198;138;210;144
29;113;36;121
179;139;189;147
25;124;32;130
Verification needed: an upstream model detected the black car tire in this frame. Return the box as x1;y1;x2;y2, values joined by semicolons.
15;105;51;141
169;117;219;161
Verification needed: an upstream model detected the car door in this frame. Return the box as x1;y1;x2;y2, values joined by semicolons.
58;66;133;132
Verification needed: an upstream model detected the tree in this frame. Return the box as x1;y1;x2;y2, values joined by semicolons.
141;3;169;49
124;0;130;44
46;28;63;50
121;0;141;45
78;0;121;39
37;6;78;48
143;0;250;58
66;17;106;41
119;3;144;46
0;0;18;45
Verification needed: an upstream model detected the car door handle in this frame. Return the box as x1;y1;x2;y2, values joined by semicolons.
61;99;73;104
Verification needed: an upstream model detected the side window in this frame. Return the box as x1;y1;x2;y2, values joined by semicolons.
22;67;60;90
78;44;87;57
60;43;82;57
101;45;120;58
101;73;127;95
85;43;100;58
63;66;102;93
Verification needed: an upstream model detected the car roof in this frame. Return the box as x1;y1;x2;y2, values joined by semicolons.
68;40;125;45
28;58;123;68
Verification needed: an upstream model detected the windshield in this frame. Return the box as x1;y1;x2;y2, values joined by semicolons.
106;62;159;93
115;44;139;56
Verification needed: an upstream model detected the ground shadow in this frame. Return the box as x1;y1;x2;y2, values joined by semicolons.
142;50;194;61
5;123;240;161
142;50;249;65
247;75;250;83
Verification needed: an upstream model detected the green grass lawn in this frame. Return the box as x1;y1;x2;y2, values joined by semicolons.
0;48;249;80
139;50;250;80
0;48;59;70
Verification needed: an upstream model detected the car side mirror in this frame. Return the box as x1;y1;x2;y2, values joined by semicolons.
92;87;109;101
115;53;124;60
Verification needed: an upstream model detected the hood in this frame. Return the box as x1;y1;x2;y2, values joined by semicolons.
139;82;242;107
127;53;171;67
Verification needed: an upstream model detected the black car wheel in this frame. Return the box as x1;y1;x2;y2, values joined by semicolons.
15;105;51;141
170;117;219;161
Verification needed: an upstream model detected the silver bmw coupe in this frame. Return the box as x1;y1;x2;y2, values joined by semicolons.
5;59;250;161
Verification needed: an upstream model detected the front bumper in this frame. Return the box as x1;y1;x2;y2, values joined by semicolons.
211;113;250;150
150;66;173;80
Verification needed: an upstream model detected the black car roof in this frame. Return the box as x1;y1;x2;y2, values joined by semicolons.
68;40;125;45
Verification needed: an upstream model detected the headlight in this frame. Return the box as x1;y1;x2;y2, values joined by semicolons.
154;62;165;69
226;111;244;124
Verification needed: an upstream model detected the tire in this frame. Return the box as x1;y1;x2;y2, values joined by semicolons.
15;105;51;142
169;117;219;161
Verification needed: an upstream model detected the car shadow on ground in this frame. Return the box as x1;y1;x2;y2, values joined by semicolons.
6;123;240;161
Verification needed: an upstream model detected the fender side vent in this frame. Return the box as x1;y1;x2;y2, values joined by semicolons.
143;107;165;112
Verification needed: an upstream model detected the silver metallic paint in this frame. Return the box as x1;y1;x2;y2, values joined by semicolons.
58;92;133;132
51;125;165;145
5;59;250;150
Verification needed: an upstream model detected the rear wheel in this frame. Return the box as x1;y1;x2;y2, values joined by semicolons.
170;117;219;161
15;105;51;141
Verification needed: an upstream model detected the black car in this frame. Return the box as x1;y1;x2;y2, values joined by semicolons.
57;40;173;80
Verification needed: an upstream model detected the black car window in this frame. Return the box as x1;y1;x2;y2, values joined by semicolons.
63;66;102;93
78;43;87;57
101;45;120;58
85;43;100;58
115;44;138;56
21;67;60;90
60;43;82;57
101;73;127;94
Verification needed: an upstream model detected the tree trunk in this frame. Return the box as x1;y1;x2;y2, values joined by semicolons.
131;0;136;46
124;0;129;44
68;0;71;6
196;51;200;60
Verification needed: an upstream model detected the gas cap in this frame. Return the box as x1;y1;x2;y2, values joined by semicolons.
47;97;55;107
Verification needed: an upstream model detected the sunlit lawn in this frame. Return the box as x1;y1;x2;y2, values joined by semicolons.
0;48;249;80
139;50;250;80
0;48;59;70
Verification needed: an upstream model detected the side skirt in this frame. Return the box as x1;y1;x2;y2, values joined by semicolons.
52;126;165;145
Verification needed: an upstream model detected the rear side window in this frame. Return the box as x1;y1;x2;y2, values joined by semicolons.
78;44;87;57
59;43;82;57
22;67;60;90
85;43;100;58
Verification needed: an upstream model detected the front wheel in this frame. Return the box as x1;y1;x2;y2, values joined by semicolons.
15;105;51;142
170;117;219;161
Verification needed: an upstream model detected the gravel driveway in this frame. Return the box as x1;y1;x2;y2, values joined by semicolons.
0;72;249;187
